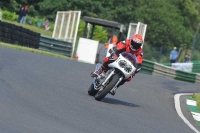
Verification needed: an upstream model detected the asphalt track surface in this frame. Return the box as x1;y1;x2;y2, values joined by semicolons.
0;46;200;133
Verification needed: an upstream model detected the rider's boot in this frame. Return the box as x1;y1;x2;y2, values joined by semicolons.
109;90;116;96
91;65;107;77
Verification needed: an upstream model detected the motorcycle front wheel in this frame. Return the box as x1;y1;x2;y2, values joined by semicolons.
94;74;119;101
88;84;98;96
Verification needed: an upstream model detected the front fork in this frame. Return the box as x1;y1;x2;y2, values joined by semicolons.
94;70;115;90
94;69;124;93
93;63;102;89
110;77;123;93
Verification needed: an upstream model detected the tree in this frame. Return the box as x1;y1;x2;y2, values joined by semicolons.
129;0;191;48
0;0;19;12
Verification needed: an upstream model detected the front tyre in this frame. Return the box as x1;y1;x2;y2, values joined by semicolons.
95;74;119;101
88;84;98;96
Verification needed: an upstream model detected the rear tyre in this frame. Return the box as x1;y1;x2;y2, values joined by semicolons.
95;74;119;101
88;84;98;96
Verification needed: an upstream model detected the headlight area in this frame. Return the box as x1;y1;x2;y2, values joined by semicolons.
118;60;127;68
124;65;132;73
118;60;133;73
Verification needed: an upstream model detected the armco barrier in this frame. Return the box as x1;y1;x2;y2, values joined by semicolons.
153;63;176;79
195;73;200;84
175;70;196;83
140;59;155;75
39;35;73;57
141;60;200;84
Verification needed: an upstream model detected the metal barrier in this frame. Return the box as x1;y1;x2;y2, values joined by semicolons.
141;59;200;84
153;63;176;79
175;70;196;83
196;74;200;84
140;59;155;75
39;35;73;57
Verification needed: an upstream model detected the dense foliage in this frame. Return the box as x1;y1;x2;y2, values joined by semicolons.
1;0;200;49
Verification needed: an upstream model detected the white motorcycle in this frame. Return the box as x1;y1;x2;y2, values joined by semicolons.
88;52;138;101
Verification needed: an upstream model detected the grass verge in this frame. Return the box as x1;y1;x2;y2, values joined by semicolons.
0;42;72;60
2;19;53;37
192;93;200;126
192;93;200;110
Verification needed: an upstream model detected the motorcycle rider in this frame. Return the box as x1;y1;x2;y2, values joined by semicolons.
91;34;144;95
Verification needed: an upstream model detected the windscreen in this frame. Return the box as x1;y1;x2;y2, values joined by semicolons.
121;52;138;67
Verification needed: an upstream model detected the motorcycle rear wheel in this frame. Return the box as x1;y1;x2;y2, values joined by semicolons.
88;84;98;96
95;74;119;101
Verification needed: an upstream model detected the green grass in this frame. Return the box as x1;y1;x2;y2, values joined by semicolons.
2;19;53;37
192;93;200;126
193;93;200;110
0;42;72;60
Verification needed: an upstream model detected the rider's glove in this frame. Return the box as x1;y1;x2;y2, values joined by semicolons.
111;55;118;60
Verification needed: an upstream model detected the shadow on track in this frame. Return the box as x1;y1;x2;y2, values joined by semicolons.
101;97;140;108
